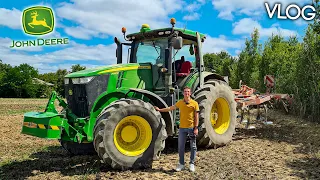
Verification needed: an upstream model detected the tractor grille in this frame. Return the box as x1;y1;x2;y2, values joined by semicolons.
65;74;109;117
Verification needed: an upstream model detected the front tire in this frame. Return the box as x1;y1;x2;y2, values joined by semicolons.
93;98;167;170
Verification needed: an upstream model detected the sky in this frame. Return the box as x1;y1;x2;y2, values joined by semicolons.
0;0;314;74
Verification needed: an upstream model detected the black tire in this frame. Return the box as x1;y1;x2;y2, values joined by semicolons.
93;98;167;170
193;80;237;148
60;140;96;155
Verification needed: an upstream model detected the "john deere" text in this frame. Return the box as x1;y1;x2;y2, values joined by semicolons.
10;38;69;48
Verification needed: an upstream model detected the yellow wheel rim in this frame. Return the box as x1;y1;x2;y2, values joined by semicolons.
211;98;230;134
113;115;152;156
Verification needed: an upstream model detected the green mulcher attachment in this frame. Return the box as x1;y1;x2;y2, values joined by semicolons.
21;91;85;142
22;111;63;139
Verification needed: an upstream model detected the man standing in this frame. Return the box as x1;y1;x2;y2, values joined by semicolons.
154;86;199;172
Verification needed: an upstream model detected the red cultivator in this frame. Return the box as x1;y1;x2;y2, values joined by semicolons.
233;85;271;129
233;84;293;129
269;94;293;114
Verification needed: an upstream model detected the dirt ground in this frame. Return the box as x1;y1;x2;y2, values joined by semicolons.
0;98;319;180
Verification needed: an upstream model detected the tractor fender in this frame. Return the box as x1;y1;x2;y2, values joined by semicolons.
126;88;174;136
191;72;226;92
85;91;126;141
204;72;226;82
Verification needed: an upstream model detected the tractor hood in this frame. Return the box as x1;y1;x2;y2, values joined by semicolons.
65;63;151;78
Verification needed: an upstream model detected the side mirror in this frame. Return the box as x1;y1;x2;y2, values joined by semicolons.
115;37;120;58
114;37;121;45
172;36;183;49
114;37;122;64
189;45;194;55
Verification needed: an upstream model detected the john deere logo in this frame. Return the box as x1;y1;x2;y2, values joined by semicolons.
10;6;68;49
22;6;54;35
69;89;73;96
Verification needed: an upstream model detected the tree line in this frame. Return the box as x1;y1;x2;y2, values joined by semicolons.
0;62;85;98
204;5;320;122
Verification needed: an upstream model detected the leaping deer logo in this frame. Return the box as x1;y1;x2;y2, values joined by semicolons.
28;11;52;30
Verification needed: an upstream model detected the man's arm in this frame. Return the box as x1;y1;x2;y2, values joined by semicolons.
155;105;176;112
193;111;199;136
194;102;200;129
194;111;199;127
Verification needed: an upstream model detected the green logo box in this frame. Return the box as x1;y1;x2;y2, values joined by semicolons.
22;6;54;35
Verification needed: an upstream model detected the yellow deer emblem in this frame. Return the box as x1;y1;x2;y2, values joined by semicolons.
28;11;52;30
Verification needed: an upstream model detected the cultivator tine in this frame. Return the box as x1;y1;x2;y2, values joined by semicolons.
256;105;260;121
281;99;289;113
264;104;268;122
239;108;244;124
245;107;251;129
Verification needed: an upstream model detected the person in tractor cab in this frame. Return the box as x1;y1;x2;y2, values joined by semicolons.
173;56;193;80
154;86;199;172
173;56;185;73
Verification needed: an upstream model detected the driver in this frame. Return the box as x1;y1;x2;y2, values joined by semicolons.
173;56;185;73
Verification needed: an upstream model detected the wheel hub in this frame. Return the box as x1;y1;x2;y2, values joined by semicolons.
121;125;137;143
114;115;152;157
211;112;218;123
210;98;231;134
211;105;218;126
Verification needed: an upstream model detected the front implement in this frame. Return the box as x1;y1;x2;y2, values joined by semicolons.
21;91;86;142
22;111;64;139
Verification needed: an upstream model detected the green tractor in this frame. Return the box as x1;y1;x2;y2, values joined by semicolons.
21;18;237;170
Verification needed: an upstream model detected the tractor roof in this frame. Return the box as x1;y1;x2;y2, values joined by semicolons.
126;26;206;43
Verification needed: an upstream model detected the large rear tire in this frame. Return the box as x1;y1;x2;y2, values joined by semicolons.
193;80;237;147
93;98;167;170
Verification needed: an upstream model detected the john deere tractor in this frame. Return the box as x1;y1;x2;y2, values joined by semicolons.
21;18;237;170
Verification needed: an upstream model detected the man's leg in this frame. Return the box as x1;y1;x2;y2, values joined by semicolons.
189;128;197;165
178;128;187;165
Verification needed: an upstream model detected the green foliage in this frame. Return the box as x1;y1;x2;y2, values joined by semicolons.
55;69;68;97
202;13;320;122
234;28;262;89
0;63;41;98
232;25;319;122
0;63;87;98
203;51;238;88
38;72;58;84
294;26;320;121
71;64;86;73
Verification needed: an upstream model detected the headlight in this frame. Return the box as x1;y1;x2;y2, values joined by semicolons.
72;78;80;84
71;77;94;84
64;78;69;84
79;77;94;84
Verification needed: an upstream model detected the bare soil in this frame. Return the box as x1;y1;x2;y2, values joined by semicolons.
0;98;319;180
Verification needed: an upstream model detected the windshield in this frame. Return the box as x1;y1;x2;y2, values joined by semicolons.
172;45;195;64
134;38;168;65
133;38;196;67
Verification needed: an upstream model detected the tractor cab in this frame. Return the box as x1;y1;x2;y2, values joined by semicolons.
114;19;206;96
